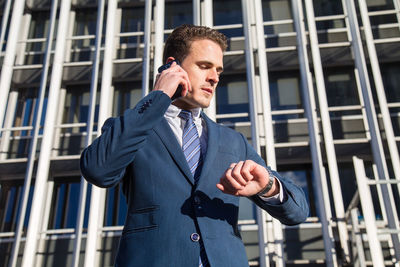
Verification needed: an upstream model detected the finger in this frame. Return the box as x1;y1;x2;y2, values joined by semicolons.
241;160;255;182
219;177;238;195
231;161;248;186
223;169;244;190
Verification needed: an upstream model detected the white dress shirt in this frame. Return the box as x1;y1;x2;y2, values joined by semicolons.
164;104;284;203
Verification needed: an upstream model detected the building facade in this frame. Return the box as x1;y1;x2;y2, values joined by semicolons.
0;0;399;266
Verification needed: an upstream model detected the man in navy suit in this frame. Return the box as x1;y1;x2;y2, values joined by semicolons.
80;24;308;267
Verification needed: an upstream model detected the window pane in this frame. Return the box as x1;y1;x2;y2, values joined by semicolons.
48;177;80;229
165;1;192;29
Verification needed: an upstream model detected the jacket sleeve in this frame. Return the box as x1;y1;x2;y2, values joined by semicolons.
80;91;171;188
241;134;309;225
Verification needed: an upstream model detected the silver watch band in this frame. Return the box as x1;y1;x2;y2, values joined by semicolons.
256;169;275;196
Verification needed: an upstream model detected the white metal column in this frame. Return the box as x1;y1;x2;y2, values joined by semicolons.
353;157;386;267
9;0;58;266
73;1;107;266
290;0;337;266
252;1;285;266
357;0;400;193
0;0;12;55
0;0;25;126
153;0;165;83
200;0;217;121
344;0;400;261
21;1;72;265
303;0;350;262
142;0;152;97
241;1;271;267
0;90;17;160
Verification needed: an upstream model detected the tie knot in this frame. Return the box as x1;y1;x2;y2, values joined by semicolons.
179;110;192;121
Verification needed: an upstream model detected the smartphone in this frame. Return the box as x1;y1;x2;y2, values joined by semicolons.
158;59;183;101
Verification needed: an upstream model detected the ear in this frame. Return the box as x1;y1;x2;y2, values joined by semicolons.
166;57;175;64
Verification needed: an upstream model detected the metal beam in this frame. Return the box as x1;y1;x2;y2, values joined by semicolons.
344;0;400;262
0;0;25;128
73;0;107;266
142;0;152;97
21;0;72;265
353;157;385;267
303;0;350;262
8;0;58;266
290;0;337;266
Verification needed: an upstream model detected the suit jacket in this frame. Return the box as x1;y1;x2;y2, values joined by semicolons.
80;91;309;267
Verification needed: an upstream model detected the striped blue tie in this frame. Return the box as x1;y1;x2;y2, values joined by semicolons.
179;110;209;267
179;110;202;181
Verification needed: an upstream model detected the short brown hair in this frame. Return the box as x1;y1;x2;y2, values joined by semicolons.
162;24;228;63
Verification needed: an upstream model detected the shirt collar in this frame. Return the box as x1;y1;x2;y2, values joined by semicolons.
165;104;202;119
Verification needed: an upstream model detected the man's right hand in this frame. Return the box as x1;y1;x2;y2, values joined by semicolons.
153;61;190;99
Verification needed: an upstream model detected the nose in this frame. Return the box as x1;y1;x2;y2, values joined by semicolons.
207;68;219;85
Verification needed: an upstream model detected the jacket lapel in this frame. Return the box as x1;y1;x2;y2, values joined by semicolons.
153;118;195;185
197;112;219;186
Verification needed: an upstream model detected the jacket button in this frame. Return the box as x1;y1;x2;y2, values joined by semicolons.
194;195;201;205
190;233;200;242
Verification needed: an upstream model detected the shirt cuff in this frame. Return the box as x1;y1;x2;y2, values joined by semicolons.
258;178;287;204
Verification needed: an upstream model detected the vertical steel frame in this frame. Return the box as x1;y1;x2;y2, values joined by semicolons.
303;0;350;262
21;0;72;266
353;157;385;267
357;0;400;192
252;1;285;266
290;0;337;266
0;0;25;128
9;0;59;266
344;0;400;260
73;0;108;266
142;0;152;97
240;1;268;266
153;0;165;83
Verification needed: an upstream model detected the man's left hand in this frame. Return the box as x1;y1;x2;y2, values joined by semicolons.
216;160;279;197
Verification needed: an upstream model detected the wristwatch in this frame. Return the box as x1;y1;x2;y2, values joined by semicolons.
257;169;275;196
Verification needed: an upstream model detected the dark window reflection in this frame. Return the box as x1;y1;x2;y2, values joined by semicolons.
165;1;193;29
113;82;142;117
269;71;302;112
104;184;127;226
381;63;400;103
48;177;82;229
216;75;249;123
324;68;359;106
0;180;34;232
312;0;343;16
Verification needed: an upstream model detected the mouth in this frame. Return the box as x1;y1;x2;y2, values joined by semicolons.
202;87;213;95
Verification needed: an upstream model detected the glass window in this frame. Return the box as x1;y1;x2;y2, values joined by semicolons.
313;0;344;16
113;82;142;117
47;177;81;229
104;183;127;226
366;0;394;11
165;1;193;29
62;86;99;133
0;180;34;232
269;72;302;112
58;86;98;155
381;63;400;103
8;88;46;159
216;75;250;123
262;0;292;22
26;11;51;64
119;6;145;59
279;168;315;217
213;0;243;39
324;68;359;107
71;9;97;61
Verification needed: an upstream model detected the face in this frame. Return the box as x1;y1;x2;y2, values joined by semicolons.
174;39;224;110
